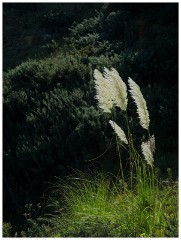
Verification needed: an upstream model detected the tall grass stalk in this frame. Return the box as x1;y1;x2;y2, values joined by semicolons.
93;67;158;235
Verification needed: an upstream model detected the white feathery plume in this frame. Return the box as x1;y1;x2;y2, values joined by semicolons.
94;69;113;113
109;120;128;144
149;135;156;154
103;68;128;111
128;77;150;130
141;135;155;166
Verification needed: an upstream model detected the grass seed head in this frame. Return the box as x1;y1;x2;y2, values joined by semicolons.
109;120;128;144
94;69;113;113
103;68;128;111
128;77;150;130
141;136;155;166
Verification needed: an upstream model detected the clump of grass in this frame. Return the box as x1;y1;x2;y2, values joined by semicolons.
95;67;178;237
44;172;117;237
36;171;177;237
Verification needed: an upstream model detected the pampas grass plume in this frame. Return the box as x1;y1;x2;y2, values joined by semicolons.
141;135;155;166
128;77;150;130
103;68;128;111
94;69;113;113
109;120;128;144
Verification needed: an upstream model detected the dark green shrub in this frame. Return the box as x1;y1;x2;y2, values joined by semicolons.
3;54;119;226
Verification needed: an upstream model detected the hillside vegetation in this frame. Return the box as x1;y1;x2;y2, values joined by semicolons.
3;3;178;237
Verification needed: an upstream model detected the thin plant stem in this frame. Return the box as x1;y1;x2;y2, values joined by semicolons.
124;111;133;189
111;109;125;185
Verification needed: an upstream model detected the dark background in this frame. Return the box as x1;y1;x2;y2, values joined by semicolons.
3;3;178;234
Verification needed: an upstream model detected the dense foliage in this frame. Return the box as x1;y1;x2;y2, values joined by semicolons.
3;3;178;236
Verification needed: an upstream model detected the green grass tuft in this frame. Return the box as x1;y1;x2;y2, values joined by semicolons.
27;171;177;237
